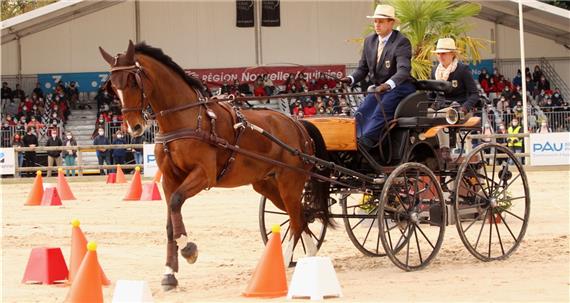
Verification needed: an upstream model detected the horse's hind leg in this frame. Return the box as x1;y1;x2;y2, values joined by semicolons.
253;179;296;266
276;172;311;261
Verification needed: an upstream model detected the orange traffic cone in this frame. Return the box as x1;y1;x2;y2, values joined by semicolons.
68;219;110;286
124;166;142;201
25;171;44;206
243;225;288;298
57;169;76;200
65;242;103;303
115;165;127;184
152;170;162;183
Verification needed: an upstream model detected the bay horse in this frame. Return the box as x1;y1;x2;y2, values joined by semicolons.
99;41;332;290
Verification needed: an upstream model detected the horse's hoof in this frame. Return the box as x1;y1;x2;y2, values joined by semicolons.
161;274;178;291
180;242;198;264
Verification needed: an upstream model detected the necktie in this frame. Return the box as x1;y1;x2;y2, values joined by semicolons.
377;38;385;63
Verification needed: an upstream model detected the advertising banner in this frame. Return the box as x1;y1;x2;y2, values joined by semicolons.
0;148;16;175
186;65;345;86
468;59;494;81
38;72;109;93
143;143;158;177
236;0;255;27
262;0;280;27
529;132;570;166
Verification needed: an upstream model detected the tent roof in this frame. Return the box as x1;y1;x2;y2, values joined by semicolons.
1;0;123;44
1;0;569;46
475;0;570;46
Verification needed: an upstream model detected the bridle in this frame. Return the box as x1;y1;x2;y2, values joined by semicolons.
109;59;154;121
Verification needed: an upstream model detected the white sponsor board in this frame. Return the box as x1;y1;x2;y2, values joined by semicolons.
530;132;570;166
143;144;158;177
0;148;16;175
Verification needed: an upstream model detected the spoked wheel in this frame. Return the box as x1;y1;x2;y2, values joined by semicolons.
378;162;446;271
454;143;530;261
258;193;331;266
341;192;387;257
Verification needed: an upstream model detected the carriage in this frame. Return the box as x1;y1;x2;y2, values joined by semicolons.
258;79;530;271
100;41;530;289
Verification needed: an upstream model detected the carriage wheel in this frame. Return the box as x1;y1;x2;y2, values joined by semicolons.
258;194;330;266
378;162;446;271
341;192;387;257
454;143;530;262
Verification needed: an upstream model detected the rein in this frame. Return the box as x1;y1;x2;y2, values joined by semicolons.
109;59;374;188
158;89;367;117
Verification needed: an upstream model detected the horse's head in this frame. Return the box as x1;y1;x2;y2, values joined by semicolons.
99;40;150;137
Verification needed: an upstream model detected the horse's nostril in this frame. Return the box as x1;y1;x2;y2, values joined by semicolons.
133;124;142;132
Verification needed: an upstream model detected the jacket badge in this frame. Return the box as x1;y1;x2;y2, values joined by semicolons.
451;80;458;88
385;60;391;69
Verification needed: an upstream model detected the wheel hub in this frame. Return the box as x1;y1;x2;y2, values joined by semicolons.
409;211;419;224
489;198;497;208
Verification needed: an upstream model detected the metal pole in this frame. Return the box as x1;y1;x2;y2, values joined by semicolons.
16;35;22;85
135;0;141;43
518;0;529;165
254;0;262;65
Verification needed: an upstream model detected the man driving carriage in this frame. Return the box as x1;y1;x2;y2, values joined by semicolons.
340;4;416;151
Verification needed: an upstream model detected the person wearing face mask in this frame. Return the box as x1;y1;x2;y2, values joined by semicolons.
112;130;127;171
1;122;11;147
62;132;78;176
22;127;38;176
93;127;111;175
507;118;523;164
11;133;24;175
551;88;563;107
45;130;63;177
538;120;551;133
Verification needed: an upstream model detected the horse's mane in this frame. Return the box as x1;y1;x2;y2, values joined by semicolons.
134;42;204;94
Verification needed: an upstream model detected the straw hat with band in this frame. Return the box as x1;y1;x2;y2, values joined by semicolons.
432;38;460;53
366;4;400;23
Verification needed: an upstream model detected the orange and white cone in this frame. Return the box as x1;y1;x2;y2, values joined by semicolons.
65;242;104;303
123;166;142;200
25;170;44;206
243;225;288;298
68;219;110;285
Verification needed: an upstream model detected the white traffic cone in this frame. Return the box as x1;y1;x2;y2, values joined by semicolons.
287;256;342;300
112;280;153;303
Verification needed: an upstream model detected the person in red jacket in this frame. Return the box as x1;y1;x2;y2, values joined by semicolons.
253;83;266;97
303;101;317;117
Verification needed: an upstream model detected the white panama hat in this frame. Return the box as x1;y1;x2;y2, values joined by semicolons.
366;4;399;23
432;38;460;53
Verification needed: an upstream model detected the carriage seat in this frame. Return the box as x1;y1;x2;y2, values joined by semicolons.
414;80;452;94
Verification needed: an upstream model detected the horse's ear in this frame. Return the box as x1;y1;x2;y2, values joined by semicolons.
99;46;114;66
126;40;135;62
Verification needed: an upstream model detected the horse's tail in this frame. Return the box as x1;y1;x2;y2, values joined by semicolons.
299;120;335;229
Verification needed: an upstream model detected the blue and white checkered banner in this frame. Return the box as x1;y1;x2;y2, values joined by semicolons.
0;148;16;175
38;72;109;93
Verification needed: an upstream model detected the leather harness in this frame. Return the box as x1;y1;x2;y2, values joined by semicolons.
108;59;377;189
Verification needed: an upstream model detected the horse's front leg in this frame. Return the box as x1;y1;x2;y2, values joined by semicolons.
162;207;179;291
161;178;181;291
170;166;210;265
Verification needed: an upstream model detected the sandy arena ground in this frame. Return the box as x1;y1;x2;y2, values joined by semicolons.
1;169;569;302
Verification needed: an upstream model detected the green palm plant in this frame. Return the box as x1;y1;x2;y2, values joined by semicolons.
365;0;489;80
